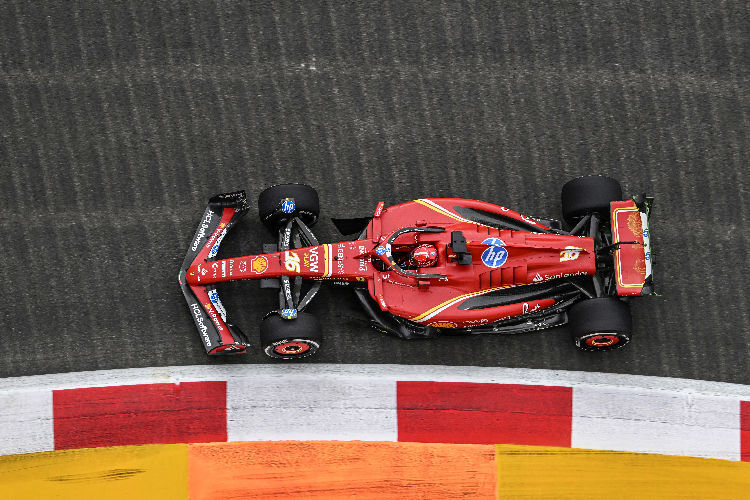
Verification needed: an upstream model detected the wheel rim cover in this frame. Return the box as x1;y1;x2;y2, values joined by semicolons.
585;334;619;347
274;341;311;355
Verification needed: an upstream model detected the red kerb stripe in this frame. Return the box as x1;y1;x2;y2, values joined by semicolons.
397;381;572;446
53;381;226;450
741;401;750;462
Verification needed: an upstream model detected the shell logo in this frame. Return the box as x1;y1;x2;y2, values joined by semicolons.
251;256;268;274
560;246;583;262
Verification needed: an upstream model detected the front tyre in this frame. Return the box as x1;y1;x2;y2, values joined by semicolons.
258;184;319;230
569;297;632;351
561;175;622;225
260;312;322;359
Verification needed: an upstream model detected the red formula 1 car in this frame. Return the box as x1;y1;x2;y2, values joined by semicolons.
178;176;654;358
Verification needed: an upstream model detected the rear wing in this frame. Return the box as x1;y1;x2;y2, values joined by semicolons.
178;191;250;354
610;196;654;296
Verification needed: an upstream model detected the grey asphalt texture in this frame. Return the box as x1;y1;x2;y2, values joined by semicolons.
1;1;749;383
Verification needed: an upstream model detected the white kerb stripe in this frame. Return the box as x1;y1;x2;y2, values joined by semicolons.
572;385;741;461
0;390;54;456
226;376;397;442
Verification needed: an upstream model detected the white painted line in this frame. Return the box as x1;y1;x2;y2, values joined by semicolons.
572;386;741;460
0;390;54;456
227;377;397;442
2;365;750;398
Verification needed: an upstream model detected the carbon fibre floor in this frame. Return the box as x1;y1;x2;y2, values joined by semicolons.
1;1;749;382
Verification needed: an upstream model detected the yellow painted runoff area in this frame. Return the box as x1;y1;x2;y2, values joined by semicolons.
3;442;750;499
189;441;497;499
496;445;750;499
0;444;187;500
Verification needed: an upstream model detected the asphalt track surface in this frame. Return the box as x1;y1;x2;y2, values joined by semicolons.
1;1;748;383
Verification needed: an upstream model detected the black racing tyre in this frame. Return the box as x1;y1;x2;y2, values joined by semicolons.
260;312;322;359
569;297;632;351
561;175;622;225
258;184;319;230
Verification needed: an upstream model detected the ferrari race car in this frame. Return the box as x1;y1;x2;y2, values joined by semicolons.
178;176;653;359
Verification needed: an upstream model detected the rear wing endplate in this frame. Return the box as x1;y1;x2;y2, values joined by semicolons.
610;196;654;296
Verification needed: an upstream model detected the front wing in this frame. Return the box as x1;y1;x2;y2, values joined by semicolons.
178;191;250;354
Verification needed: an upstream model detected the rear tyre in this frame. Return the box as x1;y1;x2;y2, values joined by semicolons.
260;312;322;359
561;175;622;225
258;184;319;230
569;297;632;351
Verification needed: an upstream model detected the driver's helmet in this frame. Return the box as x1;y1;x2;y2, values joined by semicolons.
409;244;438;267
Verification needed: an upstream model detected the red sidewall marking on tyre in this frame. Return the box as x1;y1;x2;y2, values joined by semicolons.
585;335;619;347
274;341;310;355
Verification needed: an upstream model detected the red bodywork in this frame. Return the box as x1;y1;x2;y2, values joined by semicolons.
186;199;597;329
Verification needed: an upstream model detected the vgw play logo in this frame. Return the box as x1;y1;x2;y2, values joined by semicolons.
481;237;508;268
